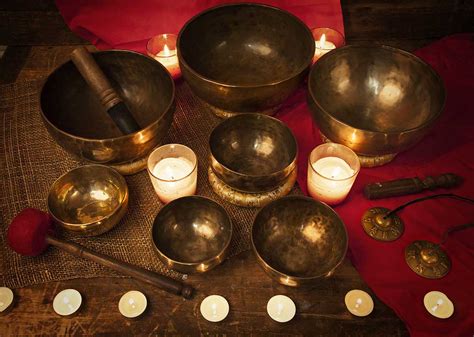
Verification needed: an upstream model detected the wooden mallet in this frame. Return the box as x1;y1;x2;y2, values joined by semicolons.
7;208;193;299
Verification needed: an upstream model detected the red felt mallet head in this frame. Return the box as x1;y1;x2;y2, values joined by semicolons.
7;208;55;256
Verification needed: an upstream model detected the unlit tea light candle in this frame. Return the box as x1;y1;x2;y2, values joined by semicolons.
147;144;198;204
423;291;454;319
0;287;14;314
53;289;82;316
119;290;147;318
200;295;229;322
307;143;360;205
267;295;296;323
345;289;374;317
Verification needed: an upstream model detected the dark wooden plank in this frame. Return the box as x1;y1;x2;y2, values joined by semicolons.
0;11;85;45
0;0;56;11
0;251;408;336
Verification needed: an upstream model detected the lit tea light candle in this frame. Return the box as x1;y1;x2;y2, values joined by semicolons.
423;291;454;319
118;290;147;318
147;144;198;204
267;295;296;323
0;287;14;314
307;143;360;205
345;289;374;317
311;27;345;63
200;295;229;322
53;289;82;316
147;34;181;79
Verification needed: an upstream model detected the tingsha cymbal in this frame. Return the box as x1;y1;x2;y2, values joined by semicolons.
405;240;451;279
361;207;404;241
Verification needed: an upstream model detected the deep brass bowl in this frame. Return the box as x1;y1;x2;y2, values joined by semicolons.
308;45;445;156
151;196;232;274
40;50;175;170
209;113;297;193
178;3;314;115
251;196;348;286
47;165;129;236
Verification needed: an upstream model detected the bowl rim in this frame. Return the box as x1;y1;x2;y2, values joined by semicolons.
209;113;298;179
47;164;129;227
151;195;233;267
177;3;315;88
251;195;349;280
308;44;446;136
40;49;176;142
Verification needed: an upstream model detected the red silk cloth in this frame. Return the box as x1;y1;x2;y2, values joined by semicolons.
56;0;473;334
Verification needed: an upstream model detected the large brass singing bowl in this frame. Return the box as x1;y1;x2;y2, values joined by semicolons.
47;165;129;236
40;50;175;169
151;196;232;274
178;3;314;116
308;45;445;157
251;196;348;286
209;113;297;193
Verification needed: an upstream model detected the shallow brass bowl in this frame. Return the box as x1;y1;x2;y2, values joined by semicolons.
151;196;232;274
178;3;314;115
308;45;445;156
251;196;348;286
47;165;129;236
209;113;297;193
40;50;175;167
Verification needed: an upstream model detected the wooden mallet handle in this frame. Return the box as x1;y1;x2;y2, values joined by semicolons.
46;236;193;299
70;47;141;134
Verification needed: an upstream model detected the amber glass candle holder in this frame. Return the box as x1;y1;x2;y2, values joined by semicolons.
311;27;345;63
146;34;181;79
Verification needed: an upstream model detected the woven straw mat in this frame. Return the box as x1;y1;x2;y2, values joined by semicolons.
0;80;301;288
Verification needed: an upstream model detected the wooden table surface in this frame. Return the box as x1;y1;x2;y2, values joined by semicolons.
1;1;472;336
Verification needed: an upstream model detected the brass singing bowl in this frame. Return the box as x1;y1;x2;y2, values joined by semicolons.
178;3;314;115
151;196;232;274
251;196;348;286
47;165;129;236
308;45;445;156
40;50;175;167
209;113;297;193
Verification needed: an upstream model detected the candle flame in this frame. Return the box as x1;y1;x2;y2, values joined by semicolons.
319;34;327;49
163;44;171;56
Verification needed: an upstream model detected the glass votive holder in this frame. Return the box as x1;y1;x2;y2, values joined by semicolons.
311;27;345;63
307;143;360;205
146;34;181;79
147;144;197;204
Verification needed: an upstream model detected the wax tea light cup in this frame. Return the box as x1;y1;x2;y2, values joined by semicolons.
267;295;296;323
200;295;229;322
424;291;454;319
53;289;82;316
147;144;198;204
147;34;181;79
307;143;360;205
311;27;345;63
0;287;14;314
118;290;147;318
345;289;374;317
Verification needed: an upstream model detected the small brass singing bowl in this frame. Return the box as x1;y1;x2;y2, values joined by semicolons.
308;45;445;157
178;3;314;116
209;113;297;193
251;196;348;286
40;50;175;172
47;165;129;236
151;196;232;274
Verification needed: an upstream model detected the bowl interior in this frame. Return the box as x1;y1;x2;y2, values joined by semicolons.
309;46;445;133
210;114;297;176
48;166;127;225
179;4;314;86
152;197;232;264
252;197;347;278
41;51;174;139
